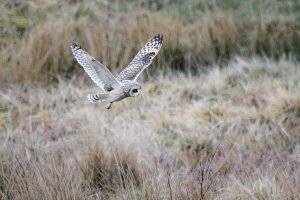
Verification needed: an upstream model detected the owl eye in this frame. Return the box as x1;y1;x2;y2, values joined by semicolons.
132;89;138;93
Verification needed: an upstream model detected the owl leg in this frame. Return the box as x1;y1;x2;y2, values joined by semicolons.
105;102;112;109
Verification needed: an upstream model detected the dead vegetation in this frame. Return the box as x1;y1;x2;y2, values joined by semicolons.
0;0;299;84
0;57;300;199
1;0;300;199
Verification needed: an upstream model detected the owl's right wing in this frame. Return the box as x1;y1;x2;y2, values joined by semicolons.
116;34;163;81
71;44;120;91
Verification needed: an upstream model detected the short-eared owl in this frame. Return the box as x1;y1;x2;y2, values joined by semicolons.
71;34;163;109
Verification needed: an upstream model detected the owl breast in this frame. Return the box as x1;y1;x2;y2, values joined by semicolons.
107;86;128;103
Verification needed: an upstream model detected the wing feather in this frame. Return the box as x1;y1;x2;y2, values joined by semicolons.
116;34;163;81
71;44;120;91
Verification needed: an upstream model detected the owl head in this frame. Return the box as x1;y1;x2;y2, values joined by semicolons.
129;82;142;97
122;80;142;97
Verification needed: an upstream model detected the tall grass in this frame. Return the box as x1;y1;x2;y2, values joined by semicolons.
0;0;299;84
0;57;300;199
1;1;300;199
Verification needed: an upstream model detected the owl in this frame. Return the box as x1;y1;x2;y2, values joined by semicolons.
71;34;163;109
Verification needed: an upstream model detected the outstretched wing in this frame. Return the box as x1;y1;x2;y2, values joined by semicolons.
116;34;163;81
71;44;120;91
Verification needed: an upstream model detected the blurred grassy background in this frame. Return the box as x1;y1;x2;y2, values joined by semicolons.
1;1;300;199
0;0;299;84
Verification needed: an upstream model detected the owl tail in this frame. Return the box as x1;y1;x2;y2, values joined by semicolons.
87;93;109;103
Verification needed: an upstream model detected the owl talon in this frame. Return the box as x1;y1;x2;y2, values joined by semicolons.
105;102;112;109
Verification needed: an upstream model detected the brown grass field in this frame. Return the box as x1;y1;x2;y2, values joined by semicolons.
0;0;300;199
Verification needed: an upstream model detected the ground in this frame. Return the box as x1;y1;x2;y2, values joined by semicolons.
0;57;299;199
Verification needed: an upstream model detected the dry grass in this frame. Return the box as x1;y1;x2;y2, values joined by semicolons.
0;0;299;84
0;57;300;199
1;0;300;199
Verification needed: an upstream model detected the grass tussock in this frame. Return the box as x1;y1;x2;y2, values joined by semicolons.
0;0;300;84
0;57;300;199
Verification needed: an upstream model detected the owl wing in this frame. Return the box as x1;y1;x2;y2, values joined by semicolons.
116;34;163;81
71;44;120;91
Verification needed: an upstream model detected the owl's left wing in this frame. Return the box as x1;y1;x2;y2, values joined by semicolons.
71;44;120;91
116;34;163;81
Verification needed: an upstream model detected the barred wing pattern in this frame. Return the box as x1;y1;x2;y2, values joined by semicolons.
116;34;163;81
71;44;120;91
